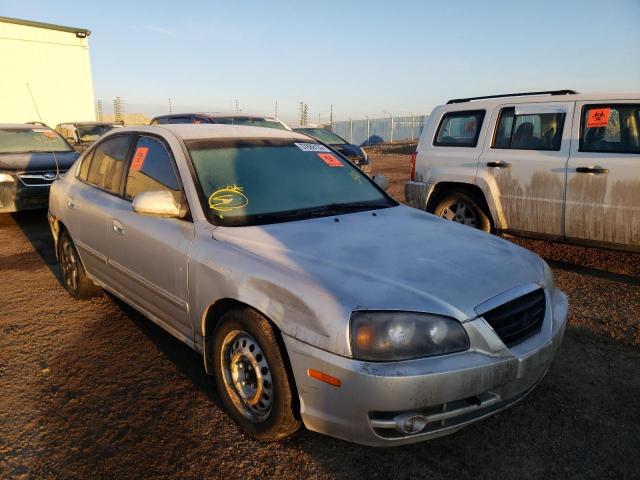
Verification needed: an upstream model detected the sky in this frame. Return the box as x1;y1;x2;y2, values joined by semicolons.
2;0;639;123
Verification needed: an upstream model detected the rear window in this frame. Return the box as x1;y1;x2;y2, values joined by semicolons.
493;107;565;151
434;110;485;147
580;104;640;154
0;128;72;153
213;117;288;130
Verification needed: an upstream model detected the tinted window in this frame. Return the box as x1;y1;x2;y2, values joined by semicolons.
187;139;394;227
294;128;347;145
165;116;193;124
77;149;94;181
0;127;73;153
434;110;485;147
580;104;640;154
86;135;131;193
493;107;565;151
124;136;180;201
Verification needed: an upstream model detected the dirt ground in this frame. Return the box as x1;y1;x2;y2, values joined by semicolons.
2;152;639;479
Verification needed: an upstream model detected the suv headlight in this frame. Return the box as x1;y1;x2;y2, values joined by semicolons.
0;173;16;183
350;311;469;361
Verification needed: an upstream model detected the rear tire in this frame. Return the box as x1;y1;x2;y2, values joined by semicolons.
431;190;492;232
58;231;100;299
212;307;301;441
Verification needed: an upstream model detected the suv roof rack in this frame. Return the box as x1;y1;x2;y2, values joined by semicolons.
446;90;578;104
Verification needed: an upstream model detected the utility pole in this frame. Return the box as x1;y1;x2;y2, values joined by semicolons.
235;99;239;113
96;100;103;121
298;102;309;125
274;100;278;118
113;96;124;123
318;113;321;126
329;104;333;130
168;98;172;114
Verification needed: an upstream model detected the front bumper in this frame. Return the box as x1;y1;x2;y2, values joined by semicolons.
283;288;568;446
0;176;50;213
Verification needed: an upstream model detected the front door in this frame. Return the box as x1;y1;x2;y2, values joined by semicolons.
565;101;640;247
105;134;195;341
478;102;573;236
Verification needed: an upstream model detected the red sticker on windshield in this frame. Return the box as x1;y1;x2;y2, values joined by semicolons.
587;108;610;128
131;147;149;171
318;152;343;167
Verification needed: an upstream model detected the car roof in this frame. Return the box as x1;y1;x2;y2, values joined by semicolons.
59;121;120;126
155;112;279;119
0;123;54;130
437;91;640;112
115;124;312;141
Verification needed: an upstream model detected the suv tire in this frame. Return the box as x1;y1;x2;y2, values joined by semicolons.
431;190;492;232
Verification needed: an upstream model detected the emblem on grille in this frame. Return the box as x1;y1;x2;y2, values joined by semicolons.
43;172;57;181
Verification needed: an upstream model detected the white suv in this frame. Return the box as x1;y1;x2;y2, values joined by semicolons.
405;90;640;251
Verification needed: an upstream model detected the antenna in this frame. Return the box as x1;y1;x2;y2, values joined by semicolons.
26;83;43;123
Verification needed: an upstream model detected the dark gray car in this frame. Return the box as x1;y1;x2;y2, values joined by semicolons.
0;123;78;213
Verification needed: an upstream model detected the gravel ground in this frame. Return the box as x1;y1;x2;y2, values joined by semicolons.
1;153;639;479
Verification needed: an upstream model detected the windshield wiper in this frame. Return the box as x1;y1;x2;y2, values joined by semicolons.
254;201;391;221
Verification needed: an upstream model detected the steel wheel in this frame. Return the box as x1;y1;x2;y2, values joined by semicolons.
439;200;478;227
220;330;274;422
60;238;79;292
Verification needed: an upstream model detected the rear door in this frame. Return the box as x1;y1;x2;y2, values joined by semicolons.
478;102;573;236
104;134;195;341
65;134;133;285
565;101;640;247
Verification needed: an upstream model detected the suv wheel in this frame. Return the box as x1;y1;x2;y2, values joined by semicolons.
431;190;492;232
212;308;301;441
58;231;100;299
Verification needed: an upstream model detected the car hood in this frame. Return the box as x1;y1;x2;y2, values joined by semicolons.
0;151;79;172
212;205;545;322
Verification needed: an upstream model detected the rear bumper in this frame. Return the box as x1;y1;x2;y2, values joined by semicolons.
404;180;431;210
283;288;568;446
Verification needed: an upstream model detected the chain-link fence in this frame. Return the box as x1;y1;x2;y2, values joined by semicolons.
331;115;427;146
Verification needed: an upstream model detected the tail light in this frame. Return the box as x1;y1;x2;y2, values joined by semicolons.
410;151;418;181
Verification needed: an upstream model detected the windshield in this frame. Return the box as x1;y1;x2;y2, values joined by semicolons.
76;125;117;142
295;128;346;145
213;117;289;130
0;128;73;153
187;139;394;226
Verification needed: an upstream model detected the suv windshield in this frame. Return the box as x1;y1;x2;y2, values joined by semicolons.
0;128;73;153
76;125;118;142
187;139;394;226
295;128;346;145
213;117;288;130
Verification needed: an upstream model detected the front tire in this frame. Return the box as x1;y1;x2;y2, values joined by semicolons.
212;308;301;441
431;190;492;232
58;231;100;299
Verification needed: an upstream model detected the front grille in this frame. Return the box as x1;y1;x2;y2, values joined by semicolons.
18;170;65;187
482;289;545;347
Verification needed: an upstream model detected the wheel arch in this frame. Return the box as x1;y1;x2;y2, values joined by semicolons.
426;181;496;230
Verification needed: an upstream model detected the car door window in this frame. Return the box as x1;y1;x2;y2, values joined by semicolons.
124;136;181;201
492;107;565;151
433;110;485;147
580;104;640;154
85;135;132;194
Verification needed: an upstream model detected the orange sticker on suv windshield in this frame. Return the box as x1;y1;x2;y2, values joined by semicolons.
131;147;149;171
318;153;343;167
587;108;610;128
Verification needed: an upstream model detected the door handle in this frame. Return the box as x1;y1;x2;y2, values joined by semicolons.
66;196;75;209
576;166;609;174
486;161;512;168
112;219;124;235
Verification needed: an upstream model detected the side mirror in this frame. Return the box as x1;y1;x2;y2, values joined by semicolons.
372;174;389;191
132;190;188;218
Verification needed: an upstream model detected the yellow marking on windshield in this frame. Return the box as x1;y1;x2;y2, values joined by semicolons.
208;185;249;215
350;171;363;184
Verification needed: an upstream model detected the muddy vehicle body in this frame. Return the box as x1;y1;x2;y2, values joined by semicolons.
405;91;640;251
48;124;567;446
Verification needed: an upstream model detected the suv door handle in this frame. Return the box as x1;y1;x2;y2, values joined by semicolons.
576;166;609;174
486;161;511;168
112;219;124;235
66;196;75;209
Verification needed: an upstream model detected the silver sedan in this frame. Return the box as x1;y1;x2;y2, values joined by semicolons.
48;124;567;446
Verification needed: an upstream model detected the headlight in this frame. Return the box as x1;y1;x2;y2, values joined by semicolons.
0;173;16;183
542;261;555;290
350;311;469;361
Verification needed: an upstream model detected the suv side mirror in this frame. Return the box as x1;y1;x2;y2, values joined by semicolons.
132;190;188;218
372;174;389;191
